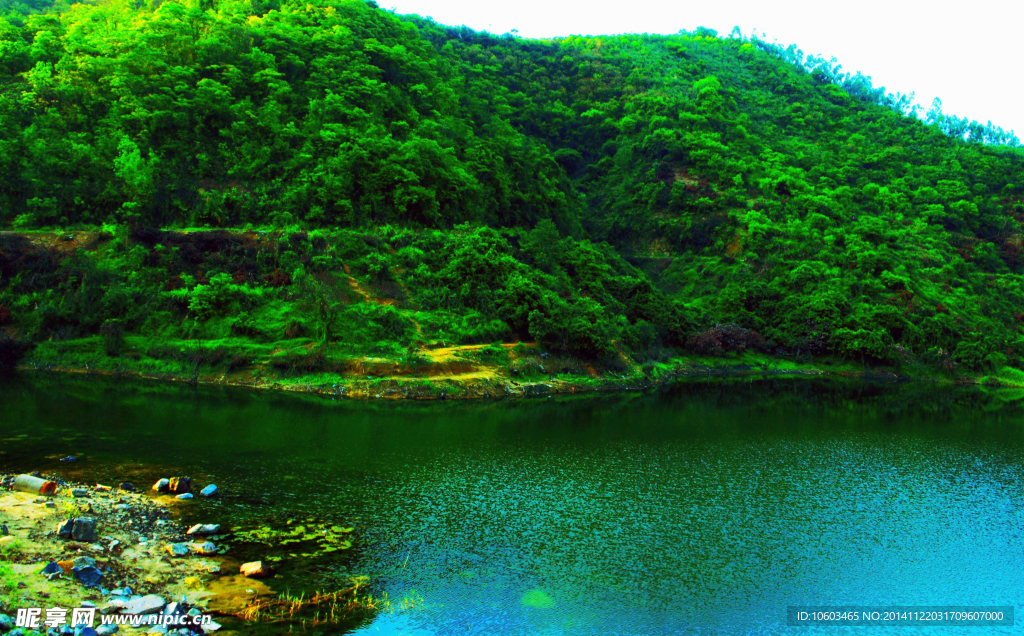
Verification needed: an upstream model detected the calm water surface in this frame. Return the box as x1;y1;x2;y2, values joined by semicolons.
2;374;1023;635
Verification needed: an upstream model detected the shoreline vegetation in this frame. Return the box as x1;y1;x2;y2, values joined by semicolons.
5;225;1024;400
14;343;1024;403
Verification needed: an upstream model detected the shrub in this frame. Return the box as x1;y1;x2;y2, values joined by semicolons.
688;323;766;356
100;319;125;356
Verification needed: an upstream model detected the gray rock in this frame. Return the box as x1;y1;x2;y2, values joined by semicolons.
185;524;220;536
203;622;221;633
152;479;169;493
100;600;126;616
71;488;89;498
72;565;104;588
95;626;118;636
199;485;218;498
164;543;189;557
0;614;14;632
56;519;74;540
239;561;272;578
167;477;191;494
121;595;166;615
72;518;98;542
174;493;193;500
162;602;179;616
187;542;216;555
72;556;96;568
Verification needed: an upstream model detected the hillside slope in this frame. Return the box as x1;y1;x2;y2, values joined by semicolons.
2;0;1024;383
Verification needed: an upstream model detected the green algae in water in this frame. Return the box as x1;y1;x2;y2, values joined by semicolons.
521;588;556;609
229;519;355;557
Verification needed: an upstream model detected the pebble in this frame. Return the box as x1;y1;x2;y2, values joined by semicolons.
95;626;119;636
151;479;169;493
185;524;220;536
239;561;272;578
72;556;96;568
72;565;104;587
199;484;218;498
71;488;89;498
122;595;166;615
118;483;135;492
187;542;216;556
95;485;112;492
72;518;98;542
174;494;193;500
164;543;189;557
167;477;191;494
56;519;74;540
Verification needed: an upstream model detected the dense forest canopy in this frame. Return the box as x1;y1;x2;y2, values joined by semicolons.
3;0;1024;378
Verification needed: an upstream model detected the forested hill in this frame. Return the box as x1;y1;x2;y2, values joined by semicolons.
3;0;1024;379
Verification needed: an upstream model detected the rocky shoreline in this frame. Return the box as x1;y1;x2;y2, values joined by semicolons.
0;473;258;636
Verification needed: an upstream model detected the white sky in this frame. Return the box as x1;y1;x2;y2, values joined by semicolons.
384;0;1024;139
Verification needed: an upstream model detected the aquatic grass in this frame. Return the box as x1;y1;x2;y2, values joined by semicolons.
236;577;386;625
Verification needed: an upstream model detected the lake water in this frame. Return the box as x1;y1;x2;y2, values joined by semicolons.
2;373;1023;635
